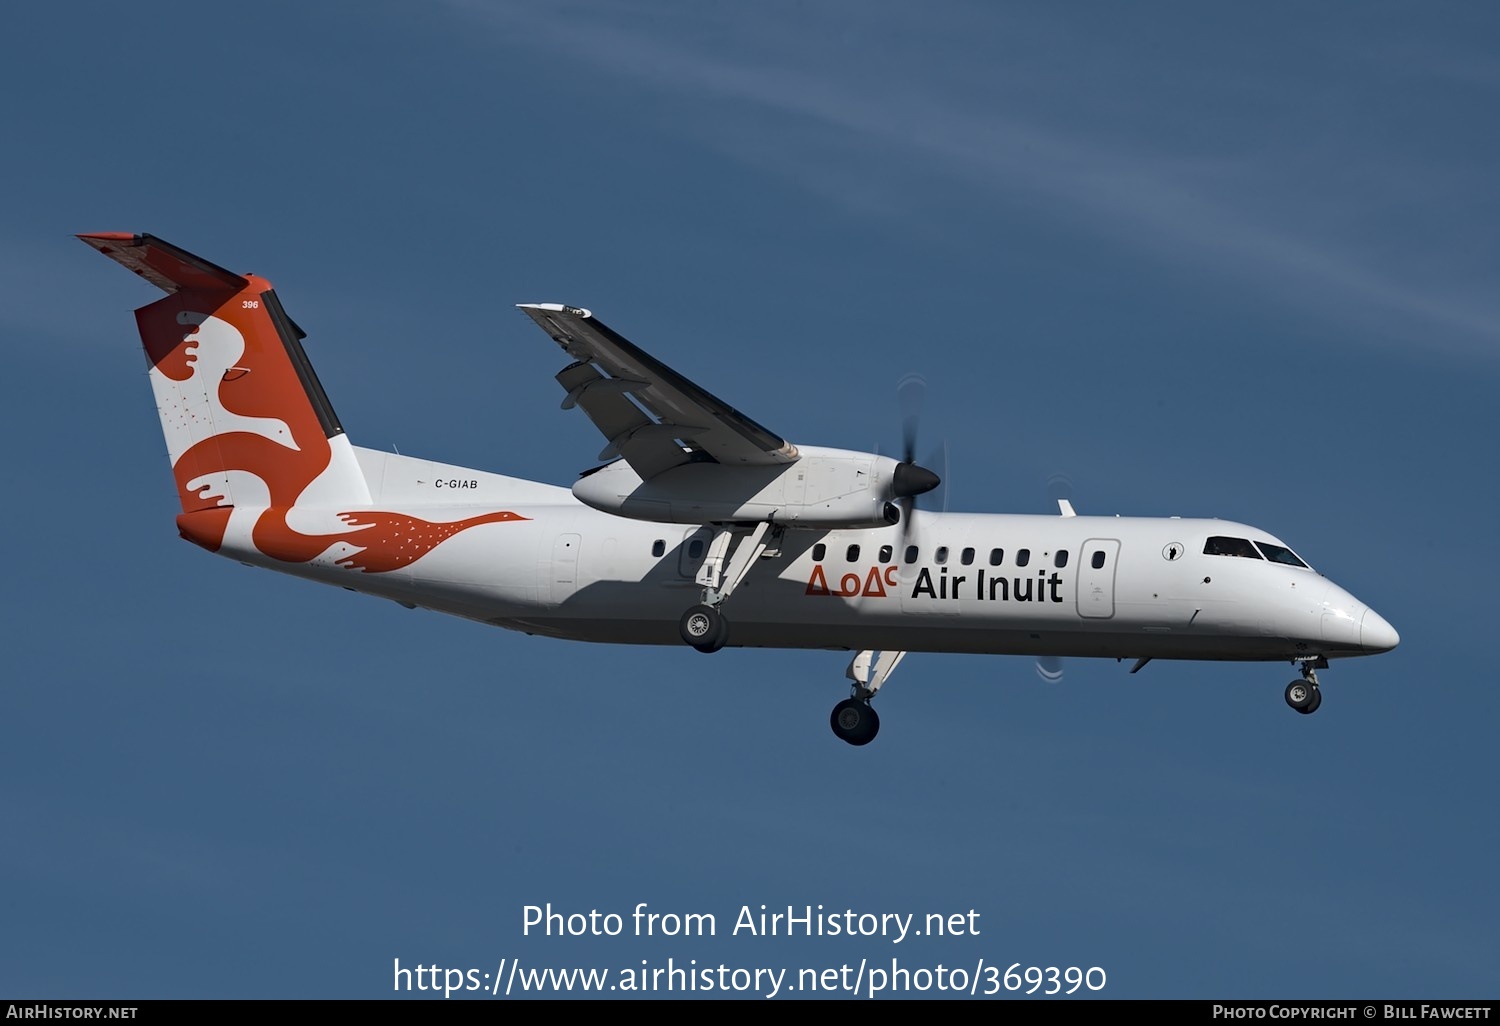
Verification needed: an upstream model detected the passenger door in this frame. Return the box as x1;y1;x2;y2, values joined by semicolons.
1076;539;1120;619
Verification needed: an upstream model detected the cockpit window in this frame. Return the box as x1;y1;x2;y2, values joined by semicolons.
1203;536;1262;559
1254;541;1309;568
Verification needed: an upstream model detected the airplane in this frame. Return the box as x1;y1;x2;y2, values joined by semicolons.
79;232;1400;746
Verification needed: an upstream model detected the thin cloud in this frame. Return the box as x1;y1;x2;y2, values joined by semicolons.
443;2;1500;359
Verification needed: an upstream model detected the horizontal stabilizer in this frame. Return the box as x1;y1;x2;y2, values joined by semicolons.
77;232;247;294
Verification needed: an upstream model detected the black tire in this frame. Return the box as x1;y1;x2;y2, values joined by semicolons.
1298;687;1323;715
830;698;880;746
693;616;729;653
1284;679;1315;711
679;604;722;648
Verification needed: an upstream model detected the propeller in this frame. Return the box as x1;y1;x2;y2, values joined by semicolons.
890;373;944;545
1046;472;1075;510
1035;655;1065;683
923;437;949;516
1036;472;1075;683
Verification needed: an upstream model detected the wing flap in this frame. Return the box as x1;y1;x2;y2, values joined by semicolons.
555;362;691;479
518;304;798;480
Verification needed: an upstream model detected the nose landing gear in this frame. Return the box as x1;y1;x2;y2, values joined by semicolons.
831;697;880;746
830;649;905;746
1284;657;1326;715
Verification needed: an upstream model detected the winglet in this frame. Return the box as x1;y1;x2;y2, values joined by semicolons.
1058;499;1077;517
77;232;247;294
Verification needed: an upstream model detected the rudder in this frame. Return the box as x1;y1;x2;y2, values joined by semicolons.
79;233;371;546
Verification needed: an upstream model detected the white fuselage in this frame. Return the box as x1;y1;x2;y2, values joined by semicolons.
79;229;1397;748
211;447;1397;664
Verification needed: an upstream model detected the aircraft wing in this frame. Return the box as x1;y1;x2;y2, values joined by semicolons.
517;304;799;480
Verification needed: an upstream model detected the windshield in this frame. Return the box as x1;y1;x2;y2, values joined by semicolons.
1254;540;1310;568
1203;536;1261;558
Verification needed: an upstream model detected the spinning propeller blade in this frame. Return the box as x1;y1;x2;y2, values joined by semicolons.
1036;655;1066;683
892;373;943;547
1036;473;1076;682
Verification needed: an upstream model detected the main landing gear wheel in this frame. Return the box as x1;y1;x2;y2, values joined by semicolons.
1285;679;1322;715
679;604;727;653
830;698;880;746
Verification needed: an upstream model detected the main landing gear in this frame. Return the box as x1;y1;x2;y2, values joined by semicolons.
676;522;777;653
678;604;727;653
1284;657;1326;715
830;649;906;746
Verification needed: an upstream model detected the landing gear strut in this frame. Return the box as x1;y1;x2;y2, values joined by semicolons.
676;522;777;653
1284;657;1325;715
830;649;905;746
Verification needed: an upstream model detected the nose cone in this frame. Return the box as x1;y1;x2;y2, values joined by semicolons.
1361;607;1400;653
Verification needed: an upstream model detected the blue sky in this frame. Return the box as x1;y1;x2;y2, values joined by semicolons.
3;0;1496;1001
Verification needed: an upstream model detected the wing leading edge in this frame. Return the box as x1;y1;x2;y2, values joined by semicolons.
517;304;798;481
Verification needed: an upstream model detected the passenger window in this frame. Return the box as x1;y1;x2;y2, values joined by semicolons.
904;545;919;564
935;546;949;565
688;539;704;560
961;547;975;566
1091;550;1105;569
651;539;665;558
846;544;861;562
1016;548;1031;567
879;545;893;563
989;548;1004;566
1054;550;1069;568
812;543;826;561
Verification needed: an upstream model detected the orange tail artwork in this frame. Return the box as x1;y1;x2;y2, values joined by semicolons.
80;233;527;573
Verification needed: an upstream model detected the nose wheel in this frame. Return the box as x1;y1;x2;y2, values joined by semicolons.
1284;680;1322;714
829;650;905;745
831;697;880;746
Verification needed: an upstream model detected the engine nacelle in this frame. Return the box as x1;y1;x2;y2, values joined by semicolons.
571;445;904;528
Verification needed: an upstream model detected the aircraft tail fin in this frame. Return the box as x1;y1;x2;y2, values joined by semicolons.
79;233;372;534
